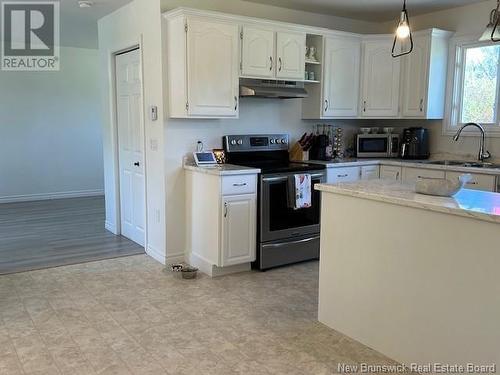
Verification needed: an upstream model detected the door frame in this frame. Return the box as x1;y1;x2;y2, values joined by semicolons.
105;37;147;248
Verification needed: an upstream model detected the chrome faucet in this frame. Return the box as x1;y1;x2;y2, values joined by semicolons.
453;122;491;162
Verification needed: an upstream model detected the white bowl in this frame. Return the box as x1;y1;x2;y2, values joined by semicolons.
383;127;395;134
415;174;472;197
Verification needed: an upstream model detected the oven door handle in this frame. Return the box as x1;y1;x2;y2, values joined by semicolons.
262;173;324;182
262;236;319;248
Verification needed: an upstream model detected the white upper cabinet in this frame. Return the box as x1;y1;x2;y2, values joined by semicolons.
241;26;275;78
360;37;401;118
275;31;306;80
241;28;305;81
323;36;361;117
401;29;453;119
166;15;239;118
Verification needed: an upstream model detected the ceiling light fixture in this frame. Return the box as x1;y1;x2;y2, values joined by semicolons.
392;0;413;58
78;0;93;8
479;0;500;42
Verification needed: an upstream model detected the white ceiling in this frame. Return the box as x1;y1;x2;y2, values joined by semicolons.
60;0;132;48
242;0;489;22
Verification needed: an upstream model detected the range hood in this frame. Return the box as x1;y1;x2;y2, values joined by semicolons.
239;79;308;99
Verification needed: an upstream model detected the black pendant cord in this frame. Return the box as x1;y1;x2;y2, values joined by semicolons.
491;0;500;42
391;0;414;58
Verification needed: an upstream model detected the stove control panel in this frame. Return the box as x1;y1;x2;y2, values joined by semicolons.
224;134;289;152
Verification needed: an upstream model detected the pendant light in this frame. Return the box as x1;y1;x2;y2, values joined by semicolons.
479;0;500;42
392;0;413;58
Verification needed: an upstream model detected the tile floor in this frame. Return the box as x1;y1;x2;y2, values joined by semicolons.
0;255;398;374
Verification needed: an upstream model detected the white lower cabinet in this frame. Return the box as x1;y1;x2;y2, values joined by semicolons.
327;167;361;184
380;165;402;181
221;195;256;266
445;171;497;192
186;169;257;276
360;165;380;180
402;167;445;184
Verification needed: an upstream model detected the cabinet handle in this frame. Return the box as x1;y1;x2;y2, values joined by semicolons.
396;171;400;179
269;56;273;71
337;174;348;178
467;181;478;185
420;98;424;112
234;96;238;111
324;99;329;112
363;100;367;112
224;202;228;218
278;57;282;72
232;183;247;187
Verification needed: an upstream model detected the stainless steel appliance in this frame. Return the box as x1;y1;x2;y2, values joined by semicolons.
223;134;326;270
356;133;400;158
400;127;430;159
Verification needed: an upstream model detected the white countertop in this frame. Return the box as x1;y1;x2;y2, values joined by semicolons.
184;163;260;176
304;158;500;176
316;179;500;224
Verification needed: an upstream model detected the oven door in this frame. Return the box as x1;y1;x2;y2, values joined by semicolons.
357;135;390;158
260;171;325;242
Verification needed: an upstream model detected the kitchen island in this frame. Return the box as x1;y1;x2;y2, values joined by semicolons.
315;180;500;368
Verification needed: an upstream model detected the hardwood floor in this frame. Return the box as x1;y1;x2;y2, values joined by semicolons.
0;196;144;275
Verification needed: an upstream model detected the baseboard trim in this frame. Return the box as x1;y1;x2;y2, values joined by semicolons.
104;221;118;235
166;252;185;265
146;245;166;265
189;253;251;277
0;189;104;204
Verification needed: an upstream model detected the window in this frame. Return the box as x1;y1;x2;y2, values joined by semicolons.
447;38;500;136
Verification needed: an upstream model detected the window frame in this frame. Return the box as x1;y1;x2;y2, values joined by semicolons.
444;35;500;137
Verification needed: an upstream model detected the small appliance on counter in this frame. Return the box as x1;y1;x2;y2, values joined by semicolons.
356;132;400;158
400;127;430;160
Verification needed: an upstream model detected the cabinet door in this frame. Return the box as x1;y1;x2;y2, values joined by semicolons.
187;18;239;117
276;31;306;80
446;172;496;192
241;26;275;78
221;195;256;267
402;34;430;117
360;165;380;180
327;167;361;184
402;167;445;184
323;36;361;117
380;165;402;181
361;39;401;117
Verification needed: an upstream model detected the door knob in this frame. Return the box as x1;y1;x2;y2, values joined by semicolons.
134;162;140;167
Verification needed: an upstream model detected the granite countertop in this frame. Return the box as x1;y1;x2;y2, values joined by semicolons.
184;163;260;176
316;179;500;224
303;158;500;176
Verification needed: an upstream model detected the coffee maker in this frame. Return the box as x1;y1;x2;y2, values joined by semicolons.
400;127;430;159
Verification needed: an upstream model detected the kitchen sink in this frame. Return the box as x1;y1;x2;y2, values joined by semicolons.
425;160;500;169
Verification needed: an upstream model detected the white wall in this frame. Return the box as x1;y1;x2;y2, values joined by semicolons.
160;0;386;34
0;47;104;203
98;0;167;261
378;0;500;162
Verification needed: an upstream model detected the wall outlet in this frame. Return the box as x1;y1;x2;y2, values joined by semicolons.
150;139;158;151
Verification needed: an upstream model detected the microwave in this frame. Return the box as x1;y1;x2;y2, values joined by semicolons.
356;134;400;158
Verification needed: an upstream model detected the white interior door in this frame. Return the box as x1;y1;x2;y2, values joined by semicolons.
115;48;145;247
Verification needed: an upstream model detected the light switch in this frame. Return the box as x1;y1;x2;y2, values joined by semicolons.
150;105;158;121
150;139;158;151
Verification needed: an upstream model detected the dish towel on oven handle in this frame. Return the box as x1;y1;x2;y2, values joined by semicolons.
288;174;312;210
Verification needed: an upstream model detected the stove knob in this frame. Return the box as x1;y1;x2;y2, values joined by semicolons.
230;140;237;146
237;139;243;145
270;139;275;144
280;139;287;144
274;139;279;144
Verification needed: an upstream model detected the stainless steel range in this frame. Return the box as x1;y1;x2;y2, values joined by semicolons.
223;134;326;270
